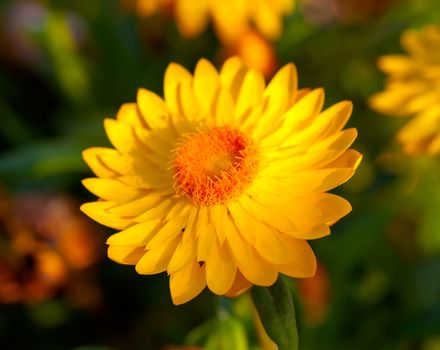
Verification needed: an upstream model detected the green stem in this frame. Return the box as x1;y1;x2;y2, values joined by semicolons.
251;277;299;350
217;295;232;319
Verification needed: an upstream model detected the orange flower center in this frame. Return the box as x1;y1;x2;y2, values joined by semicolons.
173;126;259;206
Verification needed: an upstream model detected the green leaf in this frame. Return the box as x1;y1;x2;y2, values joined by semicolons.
251;277;298;350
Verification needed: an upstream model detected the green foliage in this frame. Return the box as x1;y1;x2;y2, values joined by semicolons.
251;278;298;350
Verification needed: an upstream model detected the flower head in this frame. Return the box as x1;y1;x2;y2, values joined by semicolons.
81;57;361;305
132;0;294;43
369;25;440;155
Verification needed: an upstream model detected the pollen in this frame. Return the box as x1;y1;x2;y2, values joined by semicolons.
173;126;259;206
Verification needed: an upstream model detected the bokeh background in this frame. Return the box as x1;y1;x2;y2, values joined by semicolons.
1;0;440;349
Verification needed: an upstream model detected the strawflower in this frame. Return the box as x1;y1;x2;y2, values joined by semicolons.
81;56;361;305
369;25;440;155
132;0;295;43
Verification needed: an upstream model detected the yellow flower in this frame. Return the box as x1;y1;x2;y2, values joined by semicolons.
370;25;440;116
369;25;440;155
396;105;440;155
81;57;361;305
134;0;294;43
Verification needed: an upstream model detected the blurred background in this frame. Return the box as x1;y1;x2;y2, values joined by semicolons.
0;0;440;349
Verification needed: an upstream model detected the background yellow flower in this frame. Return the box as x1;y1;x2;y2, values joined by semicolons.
132;0;295;43
369;25;440;154
396;105;440;155
81;57;361;305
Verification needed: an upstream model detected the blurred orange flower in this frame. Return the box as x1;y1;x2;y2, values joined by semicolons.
224;30;277;78
0;189;103;304
297;261;330;325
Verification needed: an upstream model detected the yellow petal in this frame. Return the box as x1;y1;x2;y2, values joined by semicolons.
276;237;317;278
175;0;209;37
369;89;415;117
220;56;248;101
176;81;201;122
296;168;357;193
107;219;162;246
224;216;278;286
286;223;330;240
116;102;146;129
137;88;171;129
225;270;252;298
96;151;127;177
167;210;198;274
231;197;311;264
166;200;192;221
82;147;119;178
295;88;312;102
211;0;248;43
80;201;131;230
206;241;237;295
134;125;175;157
196;206;217;262
120;154;171;190
226;201;257;245
135;236;180;274
261;88;324;147
310;129;358;157
255;164;357;196
261;148;338;175
145;209;190;250
377;55;414;74
254;3;282;39
283;88;325;131
82;178;141;202
292;101;353;146
236;69;265;119
164;62;192;116
238;195;297;235
104;118;145;155
264;63;298;109
251;64;298;140
169;259;206;305
212;88;236;126
135;197;178;223
405;91;440;115
313;193;352;225
106;193;166;217
210;204;228;243
193;58;220;114
108;245;145;265
261;129;358;176
325;149;362;169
